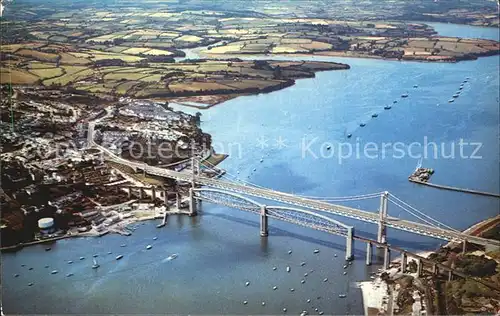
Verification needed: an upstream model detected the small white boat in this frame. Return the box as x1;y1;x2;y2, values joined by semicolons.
401;93;409;98
273;286;278;290
323;278;328;282
51;270;58;274
288;250;292;254
120;244;126;247
14;274;19;277
343;265;348;269
313;249;320;254
66;273;74;277
307;299;311;303
334;254;337;257
68;260;73;264
243;301;248;305
343;271;347;275
92;258;100;269
116;255;123;260
253;168;257;172
326;145;331;150
107;251;112;255
290;288;295;292
153;237;158;240
245;281;250;286
286;266;291;273
146;245;152;250
300;262;306;266
448;99;455;103
260;158;263;163
272;267;277;270
28;282;34;286
301;280;305;284
93;254;98;258
79;257;85;260
166;254;178;261
338;294;347;298
304;272;308;277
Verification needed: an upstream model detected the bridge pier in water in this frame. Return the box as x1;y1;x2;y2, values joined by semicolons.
188;188;197;216
366;242;372;265
260;205;268;237
377;192;389;246
176;193;181;209
345;226;354;261
383;246;391;269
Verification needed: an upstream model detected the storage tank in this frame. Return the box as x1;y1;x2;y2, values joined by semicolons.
38;218;55;234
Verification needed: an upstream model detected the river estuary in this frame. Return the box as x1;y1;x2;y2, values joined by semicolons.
2;23;499;315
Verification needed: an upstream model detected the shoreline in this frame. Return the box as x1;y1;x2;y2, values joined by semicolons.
359;214;500;316
200;47;500;64
0;208;193;252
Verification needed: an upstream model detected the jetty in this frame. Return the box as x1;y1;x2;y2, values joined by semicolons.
409;168;499;198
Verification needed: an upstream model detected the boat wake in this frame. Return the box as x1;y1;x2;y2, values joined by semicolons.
161;254;178;263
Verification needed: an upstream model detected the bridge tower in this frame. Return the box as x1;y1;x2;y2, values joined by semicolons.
377;191;389;245
188;157;199;216
260;205;268;237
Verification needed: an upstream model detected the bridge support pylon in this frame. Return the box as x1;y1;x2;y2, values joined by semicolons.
401;252;407;273
377;191;389;246
260;205;268;237
127;187;131;199
151;188;156;202
432;263;439;275
417;258;423;277
138;188;143;201
366;242;372;265
345;226;354;261
188;188;197;217
383;246;391;270
163;191;168;206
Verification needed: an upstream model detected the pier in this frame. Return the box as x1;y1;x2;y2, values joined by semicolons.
409;178;500;198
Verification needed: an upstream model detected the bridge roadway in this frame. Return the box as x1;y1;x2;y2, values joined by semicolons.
98;150;500;248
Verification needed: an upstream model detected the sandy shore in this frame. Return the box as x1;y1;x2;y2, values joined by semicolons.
359;278;388;316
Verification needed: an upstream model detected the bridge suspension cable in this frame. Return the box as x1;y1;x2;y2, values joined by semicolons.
387;197;438;228
388;193;459;232
197;157;383;202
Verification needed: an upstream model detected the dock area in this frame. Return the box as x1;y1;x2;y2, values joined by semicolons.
409;167;500;198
